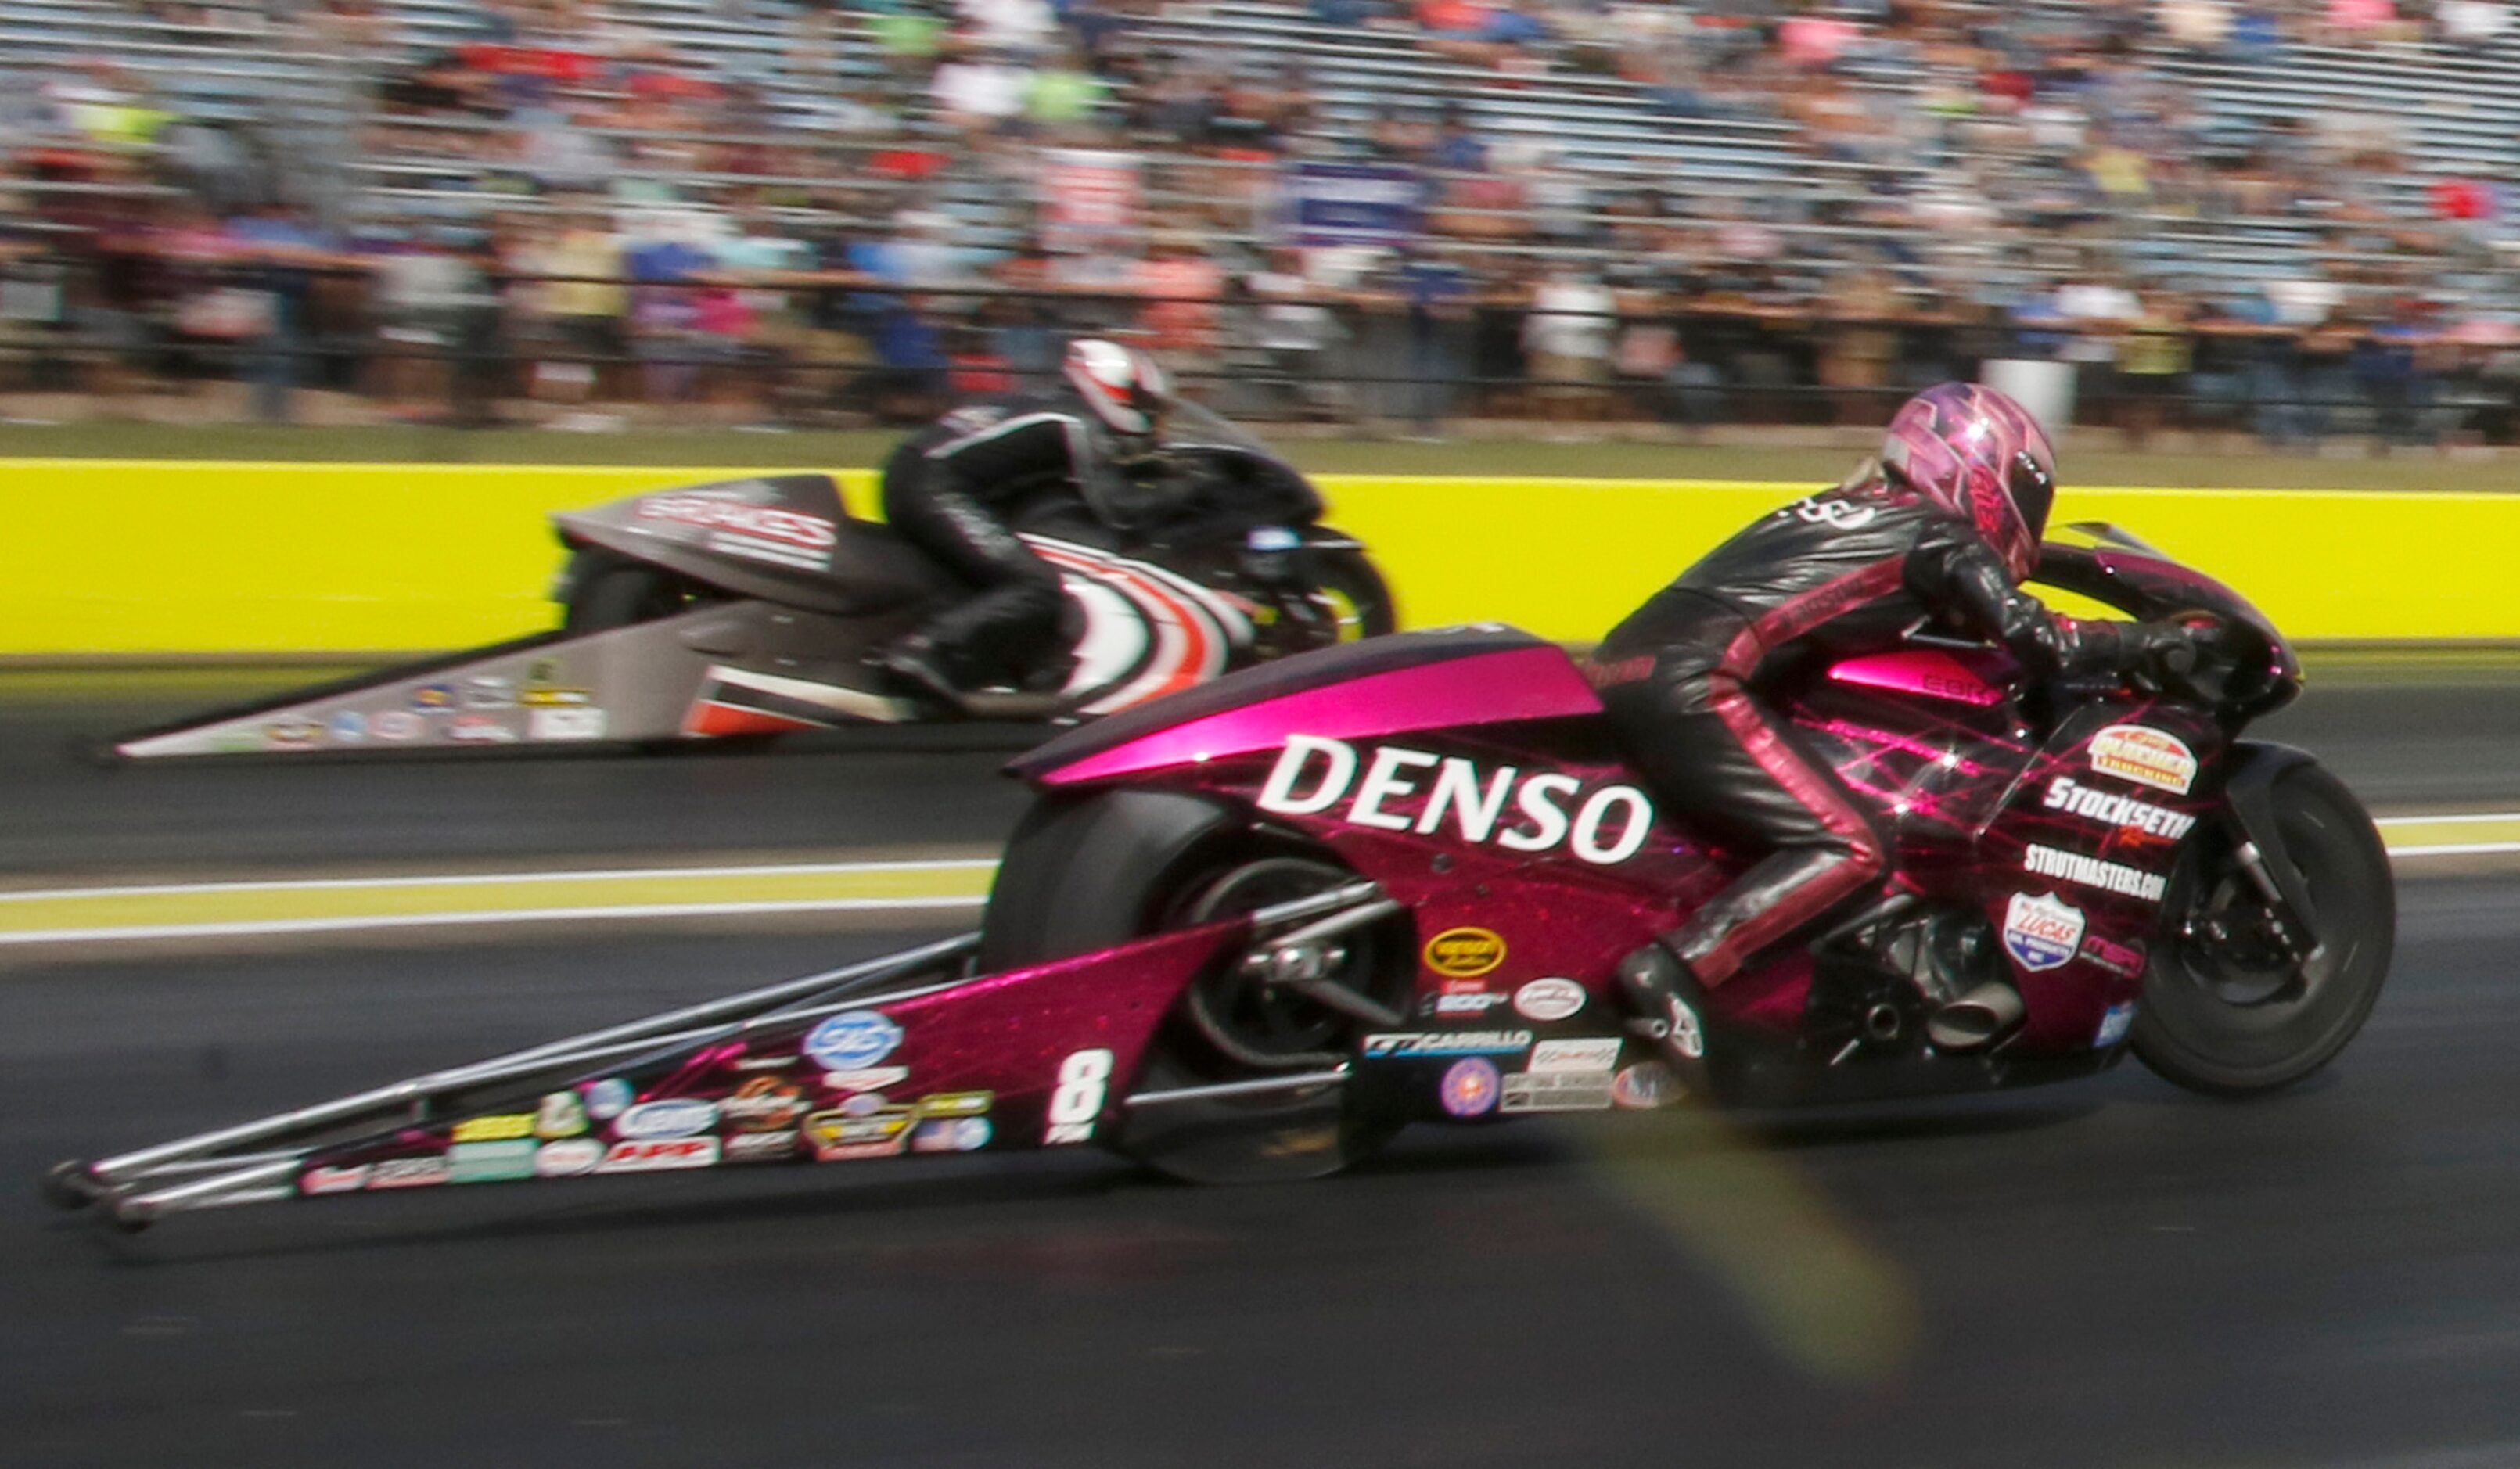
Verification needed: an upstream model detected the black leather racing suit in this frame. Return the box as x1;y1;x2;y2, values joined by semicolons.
881;392;1174;690
1591;474;2148;987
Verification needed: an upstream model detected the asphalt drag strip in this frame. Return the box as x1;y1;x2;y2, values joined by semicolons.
9;882;2520;1469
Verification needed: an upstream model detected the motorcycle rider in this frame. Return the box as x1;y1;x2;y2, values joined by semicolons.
878;338;1185;699
1592;382;2202;1076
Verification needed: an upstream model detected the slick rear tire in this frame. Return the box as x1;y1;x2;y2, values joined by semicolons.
2133;761;2394;1097
982;793;1407;1183
560;550;711;634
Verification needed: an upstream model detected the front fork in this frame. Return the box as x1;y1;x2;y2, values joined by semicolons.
2199;742;2328;979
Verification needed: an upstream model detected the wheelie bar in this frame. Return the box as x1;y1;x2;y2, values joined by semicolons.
45;932;983;1230
43;880;1391;1230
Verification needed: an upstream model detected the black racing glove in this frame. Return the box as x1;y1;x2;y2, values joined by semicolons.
2116;615;2223;688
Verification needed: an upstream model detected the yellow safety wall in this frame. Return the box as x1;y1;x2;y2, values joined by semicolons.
2;460;2516;654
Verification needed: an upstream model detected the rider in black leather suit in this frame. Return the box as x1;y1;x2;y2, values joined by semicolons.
879;339;1181;698
1595;383;2198;1078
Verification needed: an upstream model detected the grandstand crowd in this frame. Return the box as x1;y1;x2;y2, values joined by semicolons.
5;0;2518;442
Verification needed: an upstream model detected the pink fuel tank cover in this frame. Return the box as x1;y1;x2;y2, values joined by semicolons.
1825;649;2008;708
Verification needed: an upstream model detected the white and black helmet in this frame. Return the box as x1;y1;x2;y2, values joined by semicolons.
1062;338;1172;437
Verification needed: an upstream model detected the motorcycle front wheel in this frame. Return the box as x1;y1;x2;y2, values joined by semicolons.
2133;760;2394;1097
1307;546;1398;642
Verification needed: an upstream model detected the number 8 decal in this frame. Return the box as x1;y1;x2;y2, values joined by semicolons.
1044;1048;1113;1145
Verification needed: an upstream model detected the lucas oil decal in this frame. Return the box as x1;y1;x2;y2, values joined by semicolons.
1256;735;1657;866
2002;891;2086;972
2088;725;2198;796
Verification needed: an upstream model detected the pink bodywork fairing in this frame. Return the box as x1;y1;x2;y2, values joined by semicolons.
1026;640;1602;788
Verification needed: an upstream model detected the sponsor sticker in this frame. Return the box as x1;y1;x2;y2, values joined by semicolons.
1440;1056;1501;1116
803;1108;915;1162
2042;776;2196;841
2088;725;2198;796
2003;892;2087;972
1502;1071;1616;1114
372;710;424;741
448;715;519;744
721;1077;806;1132
805;1011;903;1073
1512;978;1587;1023
528;707;608;742
1529;1037;1622;1075
300;1163;371;1195
411;683;456;713
614;1097;719;1140
2094;1002;2137;1050
1361;1030;1534;1059
534;1137;605;1176
823;1065;909;1093
2080;934;2148;979
733;1054;800;1072
535;1090;589;1139
2023;845;2168;903
1256;735;1658;866
636;489;838;572
915;1091;994;1119
264;720;323;749
723;1130;801;1164
1612;1061;1681;1110
583;1077;634;1120
327;711;366;744
596;1137;720;1173
1432;989;1510;1018
463;676;515;710
448;1140;538;1183
1424;927;1506;979
520;684;595;708
911;1116;994;1154
366;1156;451;1190
451;1112;536;1144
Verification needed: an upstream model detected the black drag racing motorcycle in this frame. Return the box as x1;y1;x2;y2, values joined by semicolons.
110;404;1394;759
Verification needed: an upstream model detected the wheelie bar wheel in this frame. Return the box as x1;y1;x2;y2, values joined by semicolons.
41;1159;106;1212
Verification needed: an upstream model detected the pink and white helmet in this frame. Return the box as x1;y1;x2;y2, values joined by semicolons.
1062;338;1172;438
1880;382;2058;580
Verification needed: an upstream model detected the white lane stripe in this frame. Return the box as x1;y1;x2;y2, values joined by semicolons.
0;859;998;903
0;896;987;946
2374;813;2520;827
2388;842;2520;858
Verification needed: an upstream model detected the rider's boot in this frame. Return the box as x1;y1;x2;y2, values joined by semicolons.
1612;940;1717;1101
876;633;966;704
1870;910;2025;1051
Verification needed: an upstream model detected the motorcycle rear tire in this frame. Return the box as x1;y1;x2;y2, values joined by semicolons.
981;793;1407;1183
2132;760;2394;1097
560;550;709;634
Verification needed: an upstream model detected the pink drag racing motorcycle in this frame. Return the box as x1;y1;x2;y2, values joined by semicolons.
49;528;2392;1225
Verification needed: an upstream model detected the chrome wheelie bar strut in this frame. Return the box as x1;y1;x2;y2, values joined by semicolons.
44;882;1389;1230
